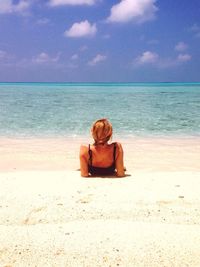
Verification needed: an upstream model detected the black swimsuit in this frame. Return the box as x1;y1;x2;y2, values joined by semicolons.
88;143;116;176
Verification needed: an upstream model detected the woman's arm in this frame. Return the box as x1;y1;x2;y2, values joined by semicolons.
79;145;89;177
115;142;125;177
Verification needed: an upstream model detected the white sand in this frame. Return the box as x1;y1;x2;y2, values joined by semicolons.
0;137;200;266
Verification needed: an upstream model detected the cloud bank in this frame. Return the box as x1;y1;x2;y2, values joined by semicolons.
134;50;192;68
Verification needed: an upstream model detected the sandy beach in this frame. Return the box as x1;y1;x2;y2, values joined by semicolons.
0;137;200;266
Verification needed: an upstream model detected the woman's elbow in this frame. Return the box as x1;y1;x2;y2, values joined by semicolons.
116;169;125;177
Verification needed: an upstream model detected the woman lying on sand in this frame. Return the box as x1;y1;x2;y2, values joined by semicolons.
80;118;125;177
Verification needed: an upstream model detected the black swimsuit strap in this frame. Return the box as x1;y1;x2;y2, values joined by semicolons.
88;144;92;165
113;142;117;162
89;143;116;166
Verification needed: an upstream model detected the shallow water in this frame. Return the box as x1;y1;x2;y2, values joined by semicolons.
0;82;200;138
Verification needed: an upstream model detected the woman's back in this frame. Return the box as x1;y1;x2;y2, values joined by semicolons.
88;143;116;176
88;142;116;168
79;118;125;177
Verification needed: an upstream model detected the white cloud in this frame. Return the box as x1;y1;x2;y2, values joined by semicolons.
175;42;188;52
71;54;79;60
177;54;191;62
133;50;192;69
64;20;97;38
0;0;30;14
188;23;200;32
49;0;96;6
107;0;158;23
158;55;191;68
135;51;158;65
188;23;200;38
88;54;107;66
32;52;60;64
0;50;15;64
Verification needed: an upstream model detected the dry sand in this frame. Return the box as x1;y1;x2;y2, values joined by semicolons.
0;137;200;266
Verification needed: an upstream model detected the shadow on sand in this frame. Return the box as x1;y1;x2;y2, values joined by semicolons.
76;169;131;179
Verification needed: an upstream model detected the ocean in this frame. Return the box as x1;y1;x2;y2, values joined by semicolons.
0;82;200;138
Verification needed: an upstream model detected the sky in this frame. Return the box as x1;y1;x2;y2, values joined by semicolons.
0;0;200;82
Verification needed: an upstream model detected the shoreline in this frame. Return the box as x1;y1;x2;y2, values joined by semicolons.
1;132;200;139
0;136;199;172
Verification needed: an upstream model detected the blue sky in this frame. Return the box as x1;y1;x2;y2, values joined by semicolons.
0;0;200;82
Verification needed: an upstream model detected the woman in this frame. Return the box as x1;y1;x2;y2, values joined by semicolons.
79;118;125;177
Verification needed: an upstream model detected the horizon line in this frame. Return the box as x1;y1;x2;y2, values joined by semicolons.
0;81;200;84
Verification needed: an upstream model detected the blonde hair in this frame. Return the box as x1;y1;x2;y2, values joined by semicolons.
91;118;113;145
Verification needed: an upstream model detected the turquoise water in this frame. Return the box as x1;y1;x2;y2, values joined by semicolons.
0;83;200;138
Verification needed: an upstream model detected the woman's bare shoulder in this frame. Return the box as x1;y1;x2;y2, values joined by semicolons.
113;142;123;149
80;144;89;156
113;142;124;157
80;144;89;150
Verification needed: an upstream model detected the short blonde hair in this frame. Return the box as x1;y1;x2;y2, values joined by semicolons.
91;118;113;145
